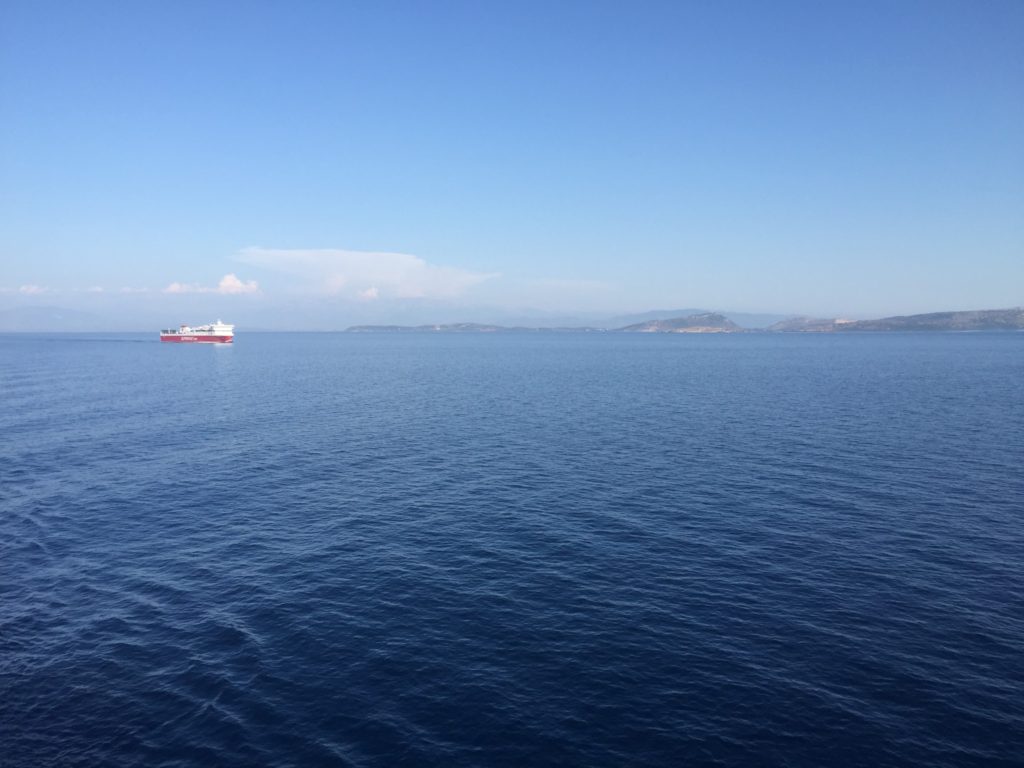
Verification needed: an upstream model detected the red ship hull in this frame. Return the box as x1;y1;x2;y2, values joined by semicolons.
160;335;233;343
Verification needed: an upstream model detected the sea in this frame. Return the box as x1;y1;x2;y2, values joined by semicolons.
2;331;1022;767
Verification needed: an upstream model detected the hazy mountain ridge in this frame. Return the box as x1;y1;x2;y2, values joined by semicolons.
840;308;1024;331
618;313;742;333
609;309;789;329
767;316;856;332
347;307;1024;333
345;313;742;333
769;308;1024;332
4;305;1021;334
347;323;604;333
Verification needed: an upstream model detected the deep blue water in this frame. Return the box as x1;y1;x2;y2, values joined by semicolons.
2;332;1023;767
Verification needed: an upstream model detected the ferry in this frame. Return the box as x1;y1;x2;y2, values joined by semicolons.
160;320;234;343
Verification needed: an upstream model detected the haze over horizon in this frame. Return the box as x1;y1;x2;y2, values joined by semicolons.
2;1;1022;328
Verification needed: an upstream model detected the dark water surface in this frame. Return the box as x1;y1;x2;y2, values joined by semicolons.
2;332;1023;767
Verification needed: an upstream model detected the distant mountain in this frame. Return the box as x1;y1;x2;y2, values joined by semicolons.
609;308;708;326
767;308;1024;332
840;308;1024;331
618;312;742;333
346;323;604;333
350;313;764;334
766;316;853;332
610;308;789;329
349;323;502;333
337;307;1024;335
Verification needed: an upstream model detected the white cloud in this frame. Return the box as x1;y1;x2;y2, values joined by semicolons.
164;282;197;294
236;247;497;300
163;273;260;295
19;284;48;295
217;273;260;294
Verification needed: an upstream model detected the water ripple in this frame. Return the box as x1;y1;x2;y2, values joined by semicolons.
2;332;1023;766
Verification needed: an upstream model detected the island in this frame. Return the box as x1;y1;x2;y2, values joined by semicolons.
768;308;1024;332
344;307;1024;334
617;313;742;333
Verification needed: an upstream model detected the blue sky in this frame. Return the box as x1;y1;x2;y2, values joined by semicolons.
1;0;1021;326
